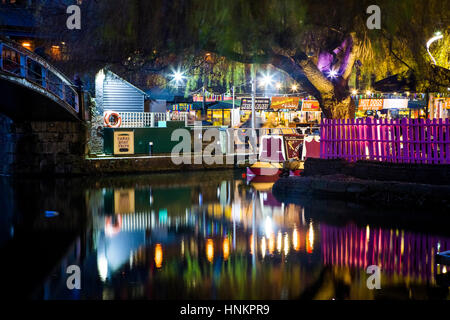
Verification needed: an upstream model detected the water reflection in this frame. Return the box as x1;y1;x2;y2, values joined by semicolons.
1;171;449;300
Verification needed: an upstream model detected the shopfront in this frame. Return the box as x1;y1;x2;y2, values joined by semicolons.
205;101;241;127
429;96;450;119
299;100;322;123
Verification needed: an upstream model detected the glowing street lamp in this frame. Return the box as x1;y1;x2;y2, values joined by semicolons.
352;89;358;95
170;68;187;86
291;84;298;92
426;31;443;65
275;82;282;90
259;73;274;87
327;67;339;79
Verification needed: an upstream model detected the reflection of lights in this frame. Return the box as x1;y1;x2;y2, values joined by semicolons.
366;225;370;242
181;239;185;257
443;266;447;274
250;235;254;255
155;244;163;268
264;217;273;238
275;82;282;90
277;232;282;253
223;238;230;261
206;239;214;263
45;211;59;218
261;237;266;258
268;234;275;254
401;231;405;255
293;228;300;251
426;32;443;65
98;255;108;282
105;216;122;237
284;233;289;256
306;222;314;254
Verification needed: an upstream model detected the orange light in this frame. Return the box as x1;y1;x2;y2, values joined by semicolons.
306;223;314;254
277;232;282;253
268;234;275;254
293;228;300;251
261;237;266;258
206;239;214;263
154;244;163;268
22;42;31;48
223;238;230;261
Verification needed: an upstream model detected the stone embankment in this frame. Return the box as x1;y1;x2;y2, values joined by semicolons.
272;158;450;209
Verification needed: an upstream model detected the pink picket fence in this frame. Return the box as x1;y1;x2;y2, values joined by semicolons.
320;118;450;164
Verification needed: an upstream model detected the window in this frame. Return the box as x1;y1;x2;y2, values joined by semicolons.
2;47;21;75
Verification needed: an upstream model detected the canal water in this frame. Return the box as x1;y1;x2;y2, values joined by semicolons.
0;170;449;300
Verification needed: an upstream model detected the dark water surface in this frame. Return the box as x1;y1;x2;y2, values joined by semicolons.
0;170;449;300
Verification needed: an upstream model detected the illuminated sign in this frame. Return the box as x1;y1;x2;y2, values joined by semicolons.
358;99;383;111
383;99;409;109
301;100;321;112
113;131;134;155
358;99;409;111
240;98;271;110
271;97;301;110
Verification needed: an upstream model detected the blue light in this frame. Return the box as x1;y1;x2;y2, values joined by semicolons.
45;211;59;218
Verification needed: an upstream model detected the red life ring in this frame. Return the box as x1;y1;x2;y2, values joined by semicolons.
104;111;122;128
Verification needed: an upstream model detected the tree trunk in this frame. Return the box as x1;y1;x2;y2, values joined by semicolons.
268;33;359;120
320;80;356;119
320;94;356;119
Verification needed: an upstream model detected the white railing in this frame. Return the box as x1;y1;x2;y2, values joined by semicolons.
114;112;189;128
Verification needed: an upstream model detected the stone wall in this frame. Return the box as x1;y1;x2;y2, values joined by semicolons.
0;114;15;175
87;114;104;155
0;114;88;176
304;158;450;185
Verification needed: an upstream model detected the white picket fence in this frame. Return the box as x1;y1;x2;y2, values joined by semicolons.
116;112;188;128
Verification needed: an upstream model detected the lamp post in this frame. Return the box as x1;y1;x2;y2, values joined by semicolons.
251;69;256;130
232;85;235;127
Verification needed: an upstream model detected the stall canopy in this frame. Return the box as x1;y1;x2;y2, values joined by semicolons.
208;100;241;109
408;100;427;109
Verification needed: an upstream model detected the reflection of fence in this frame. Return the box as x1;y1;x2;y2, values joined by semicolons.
321;224;450;282
117;112;188;128
0;40;79;112
321;118;450;164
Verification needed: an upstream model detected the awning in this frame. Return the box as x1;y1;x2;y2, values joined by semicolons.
408;100;427;109
208;100;241;109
